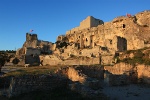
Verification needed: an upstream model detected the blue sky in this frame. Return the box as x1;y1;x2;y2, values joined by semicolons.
0;0;149;50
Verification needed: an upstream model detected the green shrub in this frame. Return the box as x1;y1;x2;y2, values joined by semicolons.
125;50;135;54
134;50;143;58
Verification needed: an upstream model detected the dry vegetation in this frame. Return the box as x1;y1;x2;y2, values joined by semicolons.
118;47;150;65
3;65;62;77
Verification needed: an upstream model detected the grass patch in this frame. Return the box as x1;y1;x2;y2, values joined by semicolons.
3;65;61;77
120;48;150;65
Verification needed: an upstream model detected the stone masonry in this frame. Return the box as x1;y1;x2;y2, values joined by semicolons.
6;74;68;97
16;10;150;66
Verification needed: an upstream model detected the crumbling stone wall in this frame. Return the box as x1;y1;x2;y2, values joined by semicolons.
25;55;40;66
55;66;104;98
25;48;41;56
55;65;104;82
104;62;150;85
66;16;103;35
65;10;150;52
16;10;150;66
26;33;37;41
17;33;53;56
25;33;38;48
7;74;68;97
75;65;104;79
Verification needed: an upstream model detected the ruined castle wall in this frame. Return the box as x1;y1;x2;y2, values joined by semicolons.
8;75;68;97
79;16;91;30
79;16;103;30
59;58;100;65
90;17;104;28
71;27;80;33
118;16;148;50
42;55;62;65
25;48;41;56
102;16;146;50
104;63;134;75
25;40;38;48
66;16;103;36
65;13;147;54
104;63;150;84
81;46;99;57
59;56;113;65
109;36;127;52
26;33;37;41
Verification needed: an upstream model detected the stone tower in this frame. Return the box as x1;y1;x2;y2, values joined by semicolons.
25;33;38;48
26;33;38;41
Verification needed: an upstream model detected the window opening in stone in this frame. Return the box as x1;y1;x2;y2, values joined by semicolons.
110;40;112;44
123;24;126;28
86;38;88;42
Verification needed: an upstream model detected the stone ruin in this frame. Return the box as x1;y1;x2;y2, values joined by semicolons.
0;10;150;99
0;65;105;98
0;63;150;98
15;10;150;66
0;74;68;97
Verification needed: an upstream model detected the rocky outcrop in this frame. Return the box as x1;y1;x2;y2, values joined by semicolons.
135;10;150;26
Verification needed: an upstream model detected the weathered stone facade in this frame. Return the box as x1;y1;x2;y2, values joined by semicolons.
55;65;104;98
104;62;150;85
52;10;150;65
16;10;150;66
65;11;150;51
16;33;54;65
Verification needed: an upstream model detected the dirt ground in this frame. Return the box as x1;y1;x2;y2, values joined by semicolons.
102;84;150;100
